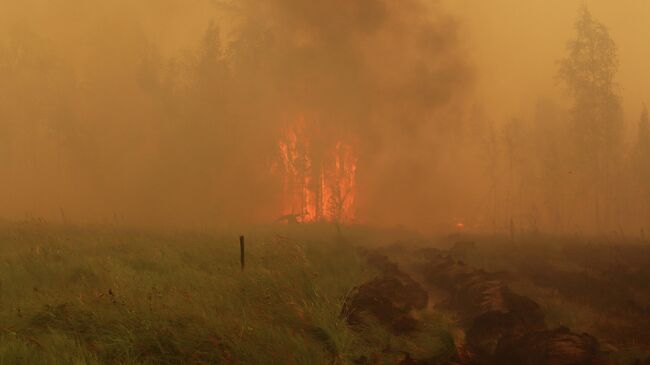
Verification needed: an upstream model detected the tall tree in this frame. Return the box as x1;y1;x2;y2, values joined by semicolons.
531;99;569;232
637;105;650;156
559;6;623;230
632;105;650;229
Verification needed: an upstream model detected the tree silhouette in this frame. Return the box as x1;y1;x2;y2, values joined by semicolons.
637;105;650;157
559;6;623;230
632;105;650;228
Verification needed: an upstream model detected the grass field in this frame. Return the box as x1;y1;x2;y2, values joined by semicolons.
2;221;648;364
0;221;454;364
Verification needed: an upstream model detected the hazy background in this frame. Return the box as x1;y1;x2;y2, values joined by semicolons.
442;0;650;129
0;0;648;234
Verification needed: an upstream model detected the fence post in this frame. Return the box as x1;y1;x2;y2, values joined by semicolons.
240;235;245;271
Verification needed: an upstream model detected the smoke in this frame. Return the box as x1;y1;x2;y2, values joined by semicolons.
219;0;476;228
0;0;476;230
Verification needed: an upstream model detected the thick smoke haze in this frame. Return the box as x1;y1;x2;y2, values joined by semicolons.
1;0;649;234
442;0;650;126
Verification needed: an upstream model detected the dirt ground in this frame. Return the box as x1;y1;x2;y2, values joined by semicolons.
349;235;650;365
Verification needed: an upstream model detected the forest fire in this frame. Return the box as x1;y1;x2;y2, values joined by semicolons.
277;118;357;223
4;1;650;363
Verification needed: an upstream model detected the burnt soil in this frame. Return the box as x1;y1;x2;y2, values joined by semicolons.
343;239;650;365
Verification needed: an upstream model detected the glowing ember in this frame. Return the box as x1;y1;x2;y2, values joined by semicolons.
277;117;357;223
456;222;465;229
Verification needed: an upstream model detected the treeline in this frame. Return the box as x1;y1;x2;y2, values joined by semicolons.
0;0;473;228
0;3;647;234
0;19;281;226
480;7;650;236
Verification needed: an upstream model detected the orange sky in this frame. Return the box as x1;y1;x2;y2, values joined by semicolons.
3;0;647;125
442;0;650;128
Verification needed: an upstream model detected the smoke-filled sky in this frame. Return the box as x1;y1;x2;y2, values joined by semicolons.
1;0;649;233
3;0;648;115
442;0;650;127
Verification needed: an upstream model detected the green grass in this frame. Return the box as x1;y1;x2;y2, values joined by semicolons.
0;221;454;364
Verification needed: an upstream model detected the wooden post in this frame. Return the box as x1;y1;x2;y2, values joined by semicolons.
240;235;245;271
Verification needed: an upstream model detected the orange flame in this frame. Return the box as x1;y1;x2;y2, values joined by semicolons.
277;117;357;223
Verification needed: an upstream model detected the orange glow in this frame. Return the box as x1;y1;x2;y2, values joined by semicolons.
277;117;357;223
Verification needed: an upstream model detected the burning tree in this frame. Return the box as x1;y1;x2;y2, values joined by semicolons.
277;117;357;223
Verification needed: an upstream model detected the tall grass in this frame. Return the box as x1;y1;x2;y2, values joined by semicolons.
0;222;453;364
